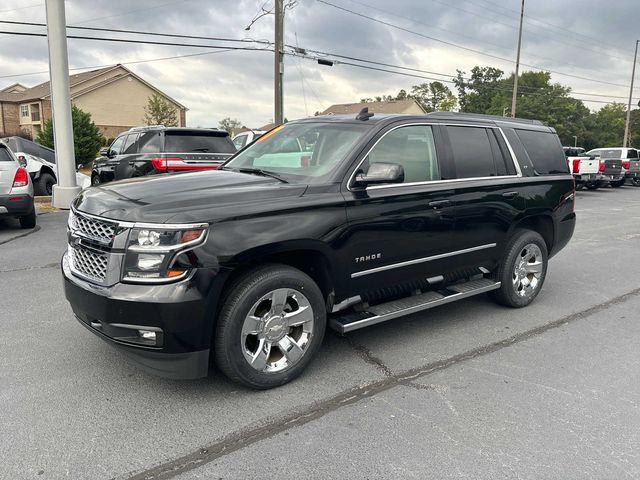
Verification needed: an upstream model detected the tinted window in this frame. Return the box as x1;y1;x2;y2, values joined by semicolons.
0;147;13;161
109;135;126;155
447;126;496;178
515;129;568;175
122;133;139;154
599;149;622;159
164;131;236;153
366;125;440;183
628;149;639;159
138;132;162;153
233;134;247;149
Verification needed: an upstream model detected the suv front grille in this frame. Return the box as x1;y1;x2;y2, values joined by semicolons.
69;245;109;281
70;210;116;243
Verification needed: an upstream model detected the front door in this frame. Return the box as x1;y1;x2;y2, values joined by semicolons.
341;124;455;298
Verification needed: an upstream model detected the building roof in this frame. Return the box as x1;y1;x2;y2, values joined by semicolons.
0;64;186;109
320;99;425;115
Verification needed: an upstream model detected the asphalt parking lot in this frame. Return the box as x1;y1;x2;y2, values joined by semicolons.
2;186;640;479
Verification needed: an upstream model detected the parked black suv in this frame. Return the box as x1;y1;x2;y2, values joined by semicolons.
91;126;236;185
63;112;575;389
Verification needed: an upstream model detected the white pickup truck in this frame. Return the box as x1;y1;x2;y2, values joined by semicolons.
566;152;600;190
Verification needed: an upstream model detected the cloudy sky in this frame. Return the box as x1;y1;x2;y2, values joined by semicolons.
1;0;638;128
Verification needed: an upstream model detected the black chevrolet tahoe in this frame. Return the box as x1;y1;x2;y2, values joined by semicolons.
63;111;576;389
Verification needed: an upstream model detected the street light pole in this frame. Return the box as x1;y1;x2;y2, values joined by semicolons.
274;0;284;125
623;40;639;148
511;0;525;118
45;0;80;208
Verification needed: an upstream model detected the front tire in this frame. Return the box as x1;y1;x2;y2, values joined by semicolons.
490;229;548;308
91;174;101;186
214;264;326;389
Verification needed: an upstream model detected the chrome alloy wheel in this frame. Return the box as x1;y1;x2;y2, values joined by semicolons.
512;243;544;298
241;288;315;373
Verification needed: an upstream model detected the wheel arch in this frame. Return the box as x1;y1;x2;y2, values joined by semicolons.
509;214;554;254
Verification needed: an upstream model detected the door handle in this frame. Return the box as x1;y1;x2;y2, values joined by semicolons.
428;199;452;209
502;191;519;198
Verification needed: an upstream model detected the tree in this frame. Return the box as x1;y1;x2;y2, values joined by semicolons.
37;105;105;166
410;82;457;112
453;66;504;113
218;117;242;134
143;94;178;126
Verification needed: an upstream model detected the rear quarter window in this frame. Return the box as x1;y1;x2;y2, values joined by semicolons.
515;129;568;175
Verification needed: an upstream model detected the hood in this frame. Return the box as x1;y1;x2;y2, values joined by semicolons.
73;169;307;224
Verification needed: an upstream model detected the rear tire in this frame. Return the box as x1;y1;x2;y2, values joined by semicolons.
36;172;56;196
19;207;36;229
214;264;326;389
611;179;625;188
585;181;600;190
490;229;548;308
632;177;640;187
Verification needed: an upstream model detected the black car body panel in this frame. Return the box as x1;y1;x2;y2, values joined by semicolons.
64;112;576;379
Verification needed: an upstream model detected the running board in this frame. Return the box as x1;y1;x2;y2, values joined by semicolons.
329;278;500;334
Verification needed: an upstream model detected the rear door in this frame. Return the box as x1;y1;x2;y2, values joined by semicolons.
444;125;524;271
0;146;18;195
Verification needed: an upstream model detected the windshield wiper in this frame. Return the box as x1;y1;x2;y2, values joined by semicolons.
231;167;289;183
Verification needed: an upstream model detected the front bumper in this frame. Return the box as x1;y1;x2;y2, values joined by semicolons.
0;194;33;217
62;252;216;379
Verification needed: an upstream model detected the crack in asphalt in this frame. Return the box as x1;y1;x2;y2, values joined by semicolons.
0;262;59;274
341;334;393;377
126;286;640;480
0;225;41;246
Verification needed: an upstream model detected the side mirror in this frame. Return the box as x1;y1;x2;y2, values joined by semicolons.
354;162;405;187
99;147;110;157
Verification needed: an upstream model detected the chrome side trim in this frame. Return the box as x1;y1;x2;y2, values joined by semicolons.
351;243;497;278
346;122;521;193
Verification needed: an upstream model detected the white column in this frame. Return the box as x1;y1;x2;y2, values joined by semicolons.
45;0;80;208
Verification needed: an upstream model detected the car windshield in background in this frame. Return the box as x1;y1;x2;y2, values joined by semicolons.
164;132;236;153
223;122;368;183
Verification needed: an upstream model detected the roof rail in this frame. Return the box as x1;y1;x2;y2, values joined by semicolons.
128;124;165;131
426;111;543;126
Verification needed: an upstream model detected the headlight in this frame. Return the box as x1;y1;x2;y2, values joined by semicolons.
123;224;208;283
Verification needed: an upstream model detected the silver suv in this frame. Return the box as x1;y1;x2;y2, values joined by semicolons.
0;141;36;228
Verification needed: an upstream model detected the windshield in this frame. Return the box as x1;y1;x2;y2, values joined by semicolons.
223;122;368;183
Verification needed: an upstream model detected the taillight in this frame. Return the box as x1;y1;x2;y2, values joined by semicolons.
599;161;605;172
12;167;28;187
622;160;630;169
151;157;219;171
572;159;580;173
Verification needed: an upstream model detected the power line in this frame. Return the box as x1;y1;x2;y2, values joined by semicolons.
0;25;634;104
0;30;273;52
0;20;271;46
0;3;42;14
343;0;621;70
315;0;637;89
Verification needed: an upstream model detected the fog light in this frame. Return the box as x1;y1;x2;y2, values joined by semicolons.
137;253;164;271
138;330;156;342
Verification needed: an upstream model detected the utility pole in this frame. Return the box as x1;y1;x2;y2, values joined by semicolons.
573;136;578;148
511;0;525;118
45;0;80;208
623;40;639;148
274;0;284;125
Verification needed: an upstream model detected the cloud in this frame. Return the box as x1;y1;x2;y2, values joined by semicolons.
0;0;637;128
